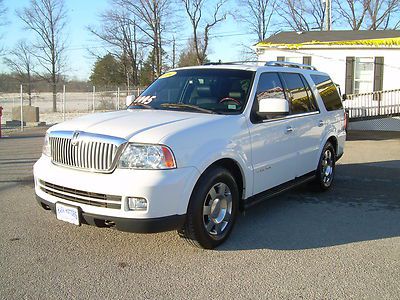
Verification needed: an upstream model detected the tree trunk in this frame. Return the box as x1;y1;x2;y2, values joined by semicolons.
27;69;32;106
28;83;32;106
52;81;57;112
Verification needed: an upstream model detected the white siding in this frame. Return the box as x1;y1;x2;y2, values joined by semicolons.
257;48;400;93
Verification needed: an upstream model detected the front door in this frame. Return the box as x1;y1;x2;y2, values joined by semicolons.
248;72;298;195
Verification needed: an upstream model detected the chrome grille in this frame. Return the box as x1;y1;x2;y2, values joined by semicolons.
39;180;122;209
49;131;126;173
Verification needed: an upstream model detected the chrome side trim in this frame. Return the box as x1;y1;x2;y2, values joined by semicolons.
262;111;320;123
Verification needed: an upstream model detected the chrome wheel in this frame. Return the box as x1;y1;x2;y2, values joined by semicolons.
203;182;233;237
321;149;334;186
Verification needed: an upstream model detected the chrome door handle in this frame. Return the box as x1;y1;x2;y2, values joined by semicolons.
318;120;324;127
286;126;294;133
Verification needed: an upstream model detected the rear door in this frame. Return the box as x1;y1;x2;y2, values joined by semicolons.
280;72;322;177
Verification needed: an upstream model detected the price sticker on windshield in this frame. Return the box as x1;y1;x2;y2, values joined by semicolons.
135;96;156;104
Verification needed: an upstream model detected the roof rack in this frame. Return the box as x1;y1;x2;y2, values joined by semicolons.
265;61;317;71
203;60;258;66
203;62;221;65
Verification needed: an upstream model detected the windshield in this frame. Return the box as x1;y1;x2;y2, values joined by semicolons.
128;69;254;114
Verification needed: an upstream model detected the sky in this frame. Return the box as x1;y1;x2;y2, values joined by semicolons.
1;0;258;81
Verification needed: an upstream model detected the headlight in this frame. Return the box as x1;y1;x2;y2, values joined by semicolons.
42;133;51;157
118;144;176;169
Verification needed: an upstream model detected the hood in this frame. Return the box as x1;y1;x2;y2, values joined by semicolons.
49;109;224;143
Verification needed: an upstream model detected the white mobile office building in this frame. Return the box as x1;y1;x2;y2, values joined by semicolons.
255;30;400;95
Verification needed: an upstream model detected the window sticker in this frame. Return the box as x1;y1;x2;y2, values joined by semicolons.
228;104;237;110
134;95;156;105
159;71;177;79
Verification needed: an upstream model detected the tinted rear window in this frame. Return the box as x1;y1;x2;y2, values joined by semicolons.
281;73;318;114
311;75;343;111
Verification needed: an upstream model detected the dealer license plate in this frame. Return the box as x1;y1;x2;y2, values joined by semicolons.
56;203;80;226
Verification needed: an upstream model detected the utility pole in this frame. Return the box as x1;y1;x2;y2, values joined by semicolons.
172;37;176;69
325;0;332;31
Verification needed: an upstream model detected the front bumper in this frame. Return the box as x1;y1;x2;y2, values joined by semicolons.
36;196;186;233
33;155;200;231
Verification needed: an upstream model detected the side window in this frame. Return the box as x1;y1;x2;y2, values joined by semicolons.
300;75;318;112
310;75;343;111
281;73;318;115
256;72;286;102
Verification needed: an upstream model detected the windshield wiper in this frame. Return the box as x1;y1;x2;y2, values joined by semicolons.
160;103;217;114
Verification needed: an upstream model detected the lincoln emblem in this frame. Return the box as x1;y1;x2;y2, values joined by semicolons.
71;131;80;146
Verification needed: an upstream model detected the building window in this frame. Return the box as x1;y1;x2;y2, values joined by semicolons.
354;57;374;93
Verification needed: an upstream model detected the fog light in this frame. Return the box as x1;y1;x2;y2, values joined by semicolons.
127;197;148;211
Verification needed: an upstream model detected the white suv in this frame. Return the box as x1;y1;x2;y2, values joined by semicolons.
34;62;346;249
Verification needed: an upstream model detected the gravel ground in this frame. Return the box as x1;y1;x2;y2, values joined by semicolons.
0;129;399;299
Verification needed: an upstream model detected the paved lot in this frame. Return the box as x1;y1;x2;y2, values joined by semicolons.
1;128;399;299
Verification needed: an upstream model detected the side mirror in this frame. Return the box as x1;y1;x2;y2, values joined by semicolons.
342;94;347;101
126;95;134;107
257;98;289;119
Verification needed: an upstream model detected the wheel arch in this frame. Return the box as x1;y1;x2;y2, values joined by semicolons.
319;132;338;157
204;158;245;201
326;135;338;155
189;158;247;213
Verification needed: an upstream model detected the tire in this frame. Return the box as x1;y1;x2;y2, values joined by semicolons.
313;141;336;191
178;166;239;249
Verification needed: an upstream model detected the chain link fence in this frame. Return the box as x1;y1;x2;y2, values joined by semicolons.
0;86;145;128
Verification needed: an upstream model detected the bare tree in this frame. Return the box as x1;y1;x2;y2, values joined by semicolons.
276;0;326;31
118;0;171;78
18;0;67;112
182;0;228;65
0;0;8;55
367;0;400;29
89;5;144;87
4;40;35;105
333;0;370;30
0;0;7;26
308;0;327;30
238;0;276;41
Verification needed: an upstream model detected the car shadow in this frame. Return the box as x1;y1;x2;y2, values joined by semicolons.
219;161;400;251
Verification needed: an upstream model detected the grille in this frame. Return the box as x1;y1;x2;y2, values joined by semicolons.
49;131;126;173
39;180;122;209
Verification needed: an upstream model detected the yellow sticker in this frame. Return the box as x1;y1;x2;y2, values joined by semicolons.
159;71;177;79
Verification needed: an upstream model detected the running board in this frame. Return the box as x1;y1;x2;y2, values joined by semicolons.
242;171;316;210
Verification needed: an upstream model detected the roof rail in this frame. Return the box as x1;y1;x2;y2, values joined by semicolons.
203;60;223;65
203;60;261;66
265;61;317;71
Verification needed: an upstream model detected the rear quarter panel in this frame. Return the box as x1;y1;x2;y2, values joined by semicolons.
304;72;346;162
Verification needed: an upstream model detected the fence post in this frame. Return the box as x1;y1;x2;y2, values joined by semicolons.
377;92;381;116
92;86;95;113
62;85;66;121
20;84;23;132
86;91;89;113
117;87;120;110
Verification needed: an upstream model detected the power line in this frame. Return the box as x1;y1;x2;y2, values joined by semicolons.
64;30;267;52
